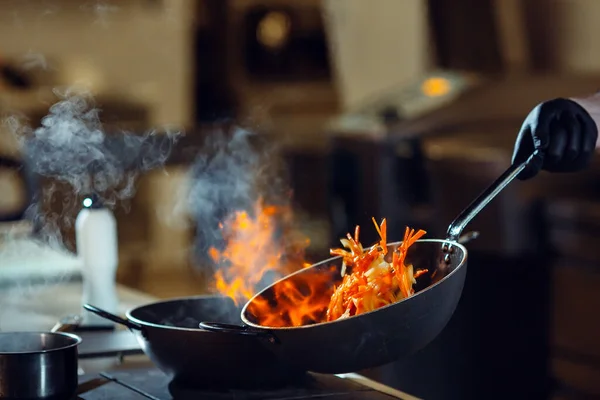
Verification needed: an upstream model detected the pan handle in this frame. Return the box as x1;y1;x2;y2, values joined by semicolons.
199;322;279;344
446;150;539;242
83;304;142;331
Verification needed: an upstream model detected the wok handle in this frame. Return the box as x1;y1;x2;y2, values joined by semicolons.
445;150;539;242
83;304;142;331
199;322;279;344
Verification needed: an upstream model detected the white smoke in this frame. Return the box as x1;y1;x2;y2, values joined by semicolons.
168;127;292;270
81;0;119;27
180;129;262;260
0;1;192;332
0;88;183;331
20;52;50;71
4;86;183;248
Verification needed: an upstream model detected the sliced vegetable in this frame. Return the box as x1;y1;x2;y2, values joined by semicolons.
326;218;427;321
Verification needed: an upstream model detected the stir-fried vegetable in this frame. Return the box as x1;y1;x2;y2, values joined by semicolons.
326;218;427;321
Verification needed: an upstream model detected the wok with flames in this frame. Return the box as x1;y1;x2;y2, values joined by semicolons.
203;238;468;374
200;151;540;374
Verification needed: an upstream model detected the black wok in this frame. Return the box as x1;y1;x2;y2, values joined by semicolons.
200;151;539;374
83;296;305;388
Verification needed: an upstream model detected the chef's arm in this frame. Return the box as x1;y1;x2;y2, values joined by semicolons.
571;93;600;145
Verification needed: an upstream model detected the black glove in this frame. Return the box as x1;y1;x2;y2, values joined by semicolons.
512;97;598;180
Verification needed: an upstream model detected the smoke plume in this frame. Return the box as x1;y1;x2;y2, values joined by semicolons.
173;126;300;276
4;86;183;248
182;129;268;256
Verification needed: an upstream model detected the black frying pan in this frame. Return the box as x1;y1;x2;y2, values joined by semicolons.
83;296;305;388
199;151;540;374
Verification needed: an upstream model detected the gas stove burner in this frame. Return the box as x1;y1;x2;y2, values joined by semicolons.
168;380;234;399
168;374;341;400
168;372;312;397
78;367;398;399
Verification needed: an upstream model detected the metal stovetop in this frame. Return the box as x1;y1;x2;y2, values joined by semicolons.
76;367;403;400
72;329;412;400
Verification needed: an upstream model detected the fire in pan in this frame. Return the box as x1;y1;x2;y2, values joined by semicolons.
87;150;537;386
200;151;540;373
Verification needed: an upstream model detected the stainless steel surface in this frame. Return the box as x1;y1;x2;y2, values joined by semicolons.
425;142;535;255
446;151;536;241
0;331;81;399
0;315;82;398
74;366;418;399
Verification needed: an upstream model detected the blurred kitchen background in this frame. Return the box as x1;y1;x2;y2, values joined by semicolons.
2;0;600;398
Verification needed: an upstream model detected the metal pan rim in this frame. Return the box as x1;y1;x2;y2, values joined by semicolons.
125;294;241;333
240;238;468;331
0;331;81;355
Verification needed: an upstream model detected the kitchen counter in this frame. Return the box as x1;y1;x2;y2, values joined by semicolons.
0;281;155;332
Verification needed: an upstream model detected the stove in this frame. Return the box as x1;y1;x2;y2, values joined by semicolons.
77;367;405;399
70;327;413;399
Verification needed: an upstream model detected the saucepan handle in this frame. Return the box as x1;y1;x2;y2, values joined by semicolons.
83;304;142;331
199;322;279;344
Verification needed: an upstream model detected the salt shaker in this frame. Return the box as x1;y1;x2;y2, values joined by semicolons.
75;195;119;327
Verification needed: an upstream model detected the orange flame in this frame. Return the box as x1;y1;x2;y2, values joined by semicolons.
209;200;427;329
209;198;309;305
239;219;427;328
246;265;339;327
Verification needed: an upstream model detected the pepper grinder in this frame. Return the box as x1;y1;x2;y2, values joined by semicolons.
76;194;119;328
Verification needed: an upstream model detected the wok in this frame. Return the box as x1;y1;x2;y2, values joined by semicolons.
200;151;540;374
83;295;305;388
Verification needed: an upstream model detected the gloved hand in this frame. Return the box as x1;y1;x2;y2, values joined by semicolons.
512;97;598;180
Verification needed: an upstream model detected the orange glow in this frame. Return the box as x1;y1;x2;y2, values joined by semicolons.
246;265;339;327
209;198;309;306
421;77;451;97
242;219;426;328
210;200;427;328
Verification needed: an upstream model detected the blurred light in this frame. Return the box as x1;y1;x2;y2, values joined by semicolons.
82;198;93;208
421;77;451;97
257;11;291;50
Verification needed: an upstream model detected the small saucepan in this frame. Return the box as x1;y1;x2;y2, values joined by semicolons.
0;315;82;400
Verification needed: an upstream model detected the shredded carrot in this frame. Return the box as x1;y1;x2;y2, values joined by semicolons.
326;218;428;322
